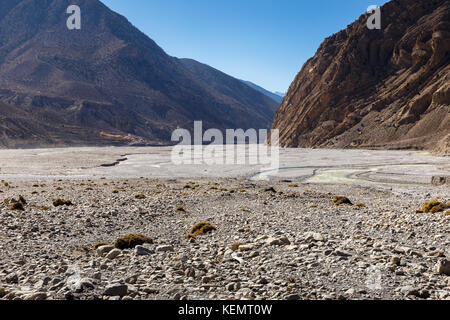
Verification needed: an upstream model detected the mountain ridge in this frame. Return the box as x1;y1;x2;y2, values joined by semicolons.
240;80;284;104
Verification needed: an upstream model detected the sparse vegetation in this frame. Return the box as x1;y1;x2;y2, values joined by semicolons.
333;196;353;206
416;198;448;213
288;184;299;187
114;234;153;249
52;199;73;207
186;222;216;239
19;195;27;205
355;203;366;208
9;201;24;211
176;206;186;213
134;194;146;199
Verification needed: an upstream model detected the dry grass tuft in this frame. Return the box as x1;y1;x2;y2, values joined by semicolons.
186;222;216;239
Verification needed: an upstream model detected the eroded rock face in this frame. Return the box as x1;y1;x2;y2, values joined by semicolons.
272;0;449;155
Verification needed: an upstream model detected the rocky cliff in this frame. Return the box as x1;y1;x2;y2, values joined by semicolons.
272;0;449;155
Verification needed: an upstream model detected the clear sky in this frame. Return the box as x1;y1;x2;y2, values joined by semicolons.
101;0;390;93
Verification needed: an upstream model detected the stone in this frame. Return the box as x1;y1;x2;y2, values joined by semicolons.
239;244;255;251
156;245;174;252
135;245;153;256
400;286;418;296
345;288;355;296
202;276;212;284
104;283;128;297
125;275;138;284
286;294;300;300
266;237;281;246
106;249;121;260
279;237;291;245
79;278;95;290
185;268;196;278
97;245;114;256
431;176;450;186
5;273;18;284
305;232;325;242
334;249;352;257
436;259;450;276
391;257;401;266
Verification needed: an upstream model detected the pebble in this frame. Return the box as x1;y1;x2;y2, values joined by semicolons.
135;245;153;256
106;249;121;260
97;245;114;256
436;259;450;276
156;245;174;252
104;283;128;297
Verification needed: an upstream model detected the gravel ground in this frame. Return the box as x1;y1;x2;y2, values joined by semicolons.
0;177;448;300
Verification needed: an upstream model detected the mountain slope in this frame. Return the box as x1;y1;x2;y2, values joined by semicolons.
240;80;284;104
0;0;278;147
272;0;449;155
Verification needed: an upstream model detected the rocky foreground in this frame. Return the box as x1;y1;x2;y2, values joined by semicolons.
0;178;449;300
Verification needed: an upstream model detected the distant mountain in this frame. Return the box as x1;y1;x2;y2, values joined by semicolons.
272;0;449;155
274;92;285;98
241;80;284;104
0;0;278;148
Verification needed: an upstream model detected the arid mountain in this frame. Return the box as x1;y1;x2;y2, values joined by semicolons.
0;0;278;148
272;0;449;155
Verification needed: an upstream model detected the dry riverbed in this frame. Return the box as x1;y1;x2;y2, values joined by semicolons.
0;176;449;300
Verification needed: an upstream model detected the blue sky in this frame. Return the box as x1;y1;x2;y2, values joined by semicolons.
101;0;389;93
